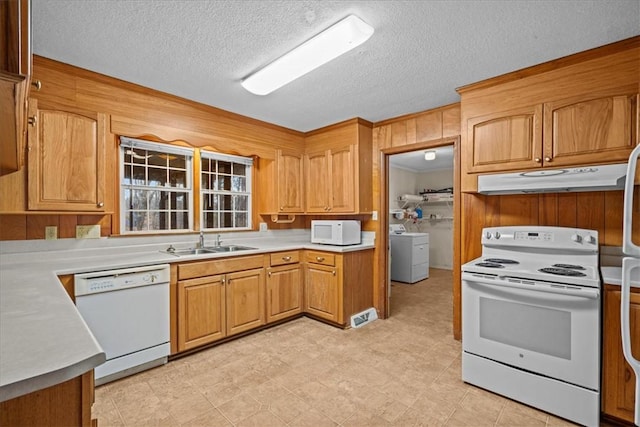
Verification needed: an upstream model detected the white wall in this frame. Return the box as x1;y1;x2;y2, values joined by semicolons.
389;166;453;270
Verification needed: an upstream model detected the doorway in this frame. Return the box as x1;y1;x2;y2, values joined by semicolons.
382;140;458;316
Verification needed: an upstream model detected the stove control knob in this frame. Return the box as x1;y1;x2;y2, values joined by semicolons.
485;232;492;239
587;235;596;244
571;234;583;243
493;232;501;239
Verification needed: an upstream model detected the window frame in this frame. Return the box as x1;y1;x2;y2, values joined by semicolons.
119;137;195;234
200;149;253;232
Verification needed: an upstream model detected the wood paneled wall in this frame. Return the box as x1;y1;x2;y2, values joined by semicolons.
462;189;638;263
0;55;305;240
369;103;462;319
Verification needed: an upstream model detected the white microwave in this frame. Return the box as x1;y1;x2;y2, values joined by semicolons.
311;220;361;246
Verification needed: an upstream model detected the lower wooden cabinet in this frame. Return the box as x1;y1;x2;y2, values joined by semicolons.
0;371;95;427
177;275;226;351
226;268;265;336
303;249;374;326
176;256;266;352
266;261;303;323
174;249;374;352
602;284;640;424
304;262;340;322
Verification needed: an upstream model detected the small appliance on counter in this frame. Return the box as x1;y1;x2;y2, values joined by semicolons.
311;220;361;245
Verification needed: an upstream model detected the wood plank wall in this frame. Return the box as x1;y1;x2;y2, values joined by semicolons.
462;190;637;263
0;55;305;240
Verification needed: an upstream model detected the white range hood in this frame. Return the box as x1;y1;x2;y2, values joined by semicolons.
477;163;627;195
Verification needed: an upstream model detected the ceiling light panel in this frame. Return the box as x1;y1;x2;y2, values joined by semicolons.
241;15;374;96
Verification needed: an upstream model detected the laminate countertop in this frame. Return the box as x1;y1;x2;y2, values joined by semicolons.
601;266;640;288
0;231;374;402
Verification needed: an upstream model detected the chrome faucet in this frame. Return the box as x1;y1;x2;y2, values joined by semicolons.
215;234;222;246
197;231;205;248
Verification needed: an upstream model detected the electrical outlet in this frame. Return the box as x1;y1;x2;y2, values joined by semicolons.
259;222;268;232
76;225;101;239
45;226;58;240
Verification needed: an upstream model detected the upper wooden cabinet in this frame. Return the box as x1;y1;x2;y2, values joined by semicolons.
602;284;640;424
467;104;543;172
304;119;372;214
466;91;638;173
259;148;304;214
459;37;640;189
1;0;31;176
543;92;637;167
27;100;107;211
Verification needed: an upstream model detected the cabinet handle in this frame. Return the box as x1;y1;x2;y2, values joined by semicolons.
332;270;336;276
316;257;325;262
222;278;226;284
545;156;552;162
534;157;541;163
27;116;37;126
97;202;104;208
31;80;42;91
280;206;283;211
268;271;272;277
282;256;291;261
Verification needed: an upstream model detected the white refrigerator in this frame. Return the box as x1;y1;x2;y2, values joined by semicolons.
622;143;640;426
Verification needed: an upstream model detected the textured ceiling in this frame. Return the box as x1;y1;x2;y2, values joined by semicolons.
32;0;639;133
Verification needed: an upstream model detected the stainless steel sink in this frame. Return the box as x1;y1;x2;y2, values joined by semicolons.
204;245;257;252
168;248;218;256
162;245;257;256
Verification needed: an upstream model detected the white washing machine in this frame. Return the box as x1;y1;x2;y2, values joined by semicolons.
389;224;429;284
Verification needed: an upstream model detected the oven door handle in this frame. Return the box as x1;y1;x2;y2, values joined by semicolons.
462;273;600;300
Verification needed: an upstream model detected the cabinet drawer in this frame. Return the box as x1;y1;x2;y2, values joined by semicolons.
305;251;335;266
178;255;264;280
270;251;300;266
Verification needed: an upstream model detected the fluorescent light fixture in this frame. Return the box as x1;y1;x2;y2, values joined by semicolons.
424;151;436;161
241;15;374;95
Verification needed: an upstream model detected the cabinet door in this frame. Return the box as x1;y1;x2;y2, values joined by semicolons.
178;275;226;352
226;268;265;336
466;105;543;173
305;150;329;213
266;264;302;323
304;263;339;322
328;145;355;213
275;149;304;213
543;92;638;167
27;100;106;211
602;287;640;423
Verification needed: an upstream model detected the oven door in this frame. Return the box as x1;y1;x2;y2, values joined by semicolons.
462;273;600;390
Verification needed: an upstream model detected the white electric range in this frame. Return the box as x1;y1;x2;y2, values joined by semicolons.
461;226;601;427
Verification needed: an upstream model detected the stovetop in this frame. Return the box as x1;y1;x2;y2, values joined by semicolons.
462;226;601;288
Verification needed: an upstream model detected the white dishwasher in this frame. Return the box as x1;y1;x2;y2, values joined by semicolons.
75;264;170;385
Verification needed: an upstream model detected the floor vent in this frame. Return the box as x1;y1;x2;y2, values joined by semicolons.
350;307;378;328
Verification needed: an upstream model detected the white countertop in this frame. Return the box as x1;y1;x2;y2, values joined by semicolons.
0;230;374;402
601;266;640;288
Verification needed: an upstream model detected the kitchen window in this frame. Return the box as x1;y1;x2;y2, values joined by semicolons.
119;137;194;233
200;150;252;231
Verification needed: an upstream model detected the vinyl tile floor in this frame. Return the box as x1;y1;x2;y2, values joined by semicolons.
93;268;582;426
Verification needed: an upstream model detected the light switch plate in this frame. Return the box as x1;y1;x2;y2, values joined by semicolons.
259;222;268;232
372;210;378;221
45;226;58;240
76;225;101;239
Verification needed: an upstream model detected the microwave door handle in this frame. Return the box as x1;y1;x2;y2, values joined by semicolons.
623;144;640;257
621;258;640;426
462;273;600;300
